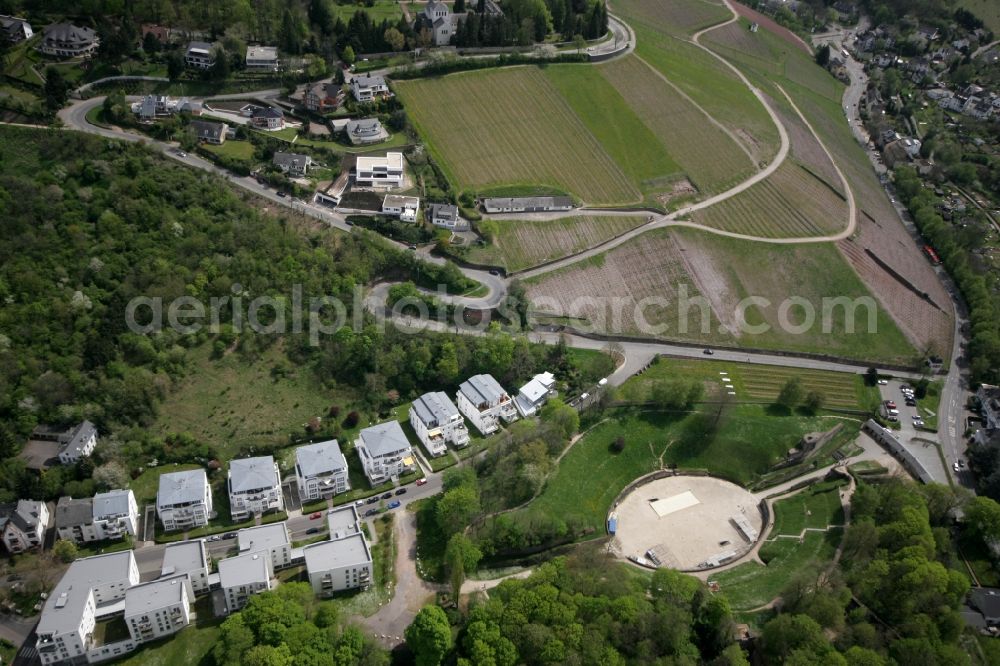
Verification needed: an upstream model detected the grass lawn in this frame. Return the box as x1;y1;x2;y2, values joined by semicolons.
711;528;842;611
918;380;943;431
116;623;221;666
332;0;404;22
130;463;204;507
959;0;1000;33
202;139;255;162
768;480;845;536
516;405;840;534
395;66;641;205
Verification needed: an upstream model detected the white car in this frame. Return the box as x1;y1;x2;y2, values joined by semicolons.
877;379;888;385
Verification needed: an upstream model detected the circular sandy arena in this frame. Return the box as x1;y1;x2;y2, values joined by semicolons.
611;475;764;571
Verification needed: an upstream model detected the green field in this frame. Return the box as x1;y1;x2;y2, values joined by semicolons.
130;463;205;507
711;528;842;610
396;67;641;204
515;405;842;534
612;0;730;35
333;0;405;22
470;215;648;271
959;0;1000;33
768;480;845;536
116;615;220;666
202;139;256;162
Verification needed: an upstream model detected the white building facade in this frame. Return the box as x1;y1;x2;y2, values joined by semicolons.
228;456;284;521
456;374;518;435
157;468;213;532
295;439;350;503
410;391;470;456
356;421;416;486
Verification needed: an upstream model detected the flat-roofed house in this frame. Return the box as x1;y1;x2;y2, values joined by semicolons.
228;456;284;521
237;523;292;570
185;41;215;69
481;196;574;214
356;421;416;486
91;489;138;541
514;371;557;417
410;392;470;457
157;468;213;531
245;45;279;71
160;540;210;594
382;194;420;222
219;551;273;614
355;152;404;188
456;374;518;435
295;439;350;503
124;574;192;642
304;505;372;595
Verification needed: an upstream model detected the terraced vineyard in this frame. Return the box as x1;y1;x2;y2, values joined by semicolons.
469;215;649;272
690;162;848;238
395;67;641;204
613;0;730;35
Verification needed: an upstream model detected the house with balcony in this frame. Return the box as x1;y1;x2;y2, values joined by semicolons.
350;73;389;103
56;496;97;544
356;421;416;486
1;499;49;554
228;456;284;521
38;23;99;58
345;118;388;145
382;194;420;222
514;371;557;417
245;45;279;71
456;374;518;435
157;468;213;532
124;574;193;643
304;505;372;596
410;392;470;457
160;540;210;594
185;41;215;69
295;439;350;503
219;551;273;614
250;106;285;130
355;152;404;189
304;81;343;113
91;489;138;541
237;523;292;571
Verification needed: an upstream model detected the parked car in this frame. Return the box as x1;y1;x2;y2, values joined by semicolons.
277;191;287;198
381;492;393;500
877;379;888;385
395;488;407;496
209;535;222;542
416;478;428;486
355;499;366;506
387;500;401;510
310;512;322;520
366;496;379;504
365;509;378;517
703;349;714;355
306;527;320;535
223;532;237;539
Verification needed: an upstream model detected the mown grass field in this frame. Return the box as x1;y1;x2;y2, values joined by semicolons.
769;480;845;536
469;215;648;271
203;139;255;162
689;162;848;238
517;405;840;534
601;56;755;195
625;356;880;411
333;0;404;22
959;0;1000;33
711;528;842;610
543;64;681;190
395;67;641;204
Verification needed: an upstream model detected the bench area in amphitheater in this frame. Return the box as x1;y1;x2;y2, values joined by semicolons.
610;475;764;571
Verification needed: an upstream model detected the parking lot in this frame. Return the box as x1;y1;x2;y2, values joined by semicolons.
878;379;949;482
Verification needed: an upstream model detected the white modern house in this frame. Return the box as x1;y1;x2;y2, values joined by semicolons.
428;203;467;230
295;439;350;503
184;41;215;69
91;489;138;541
157;468;213;532
160;540;210;594
245;45;279;71
0;499;49;554
237;523;292;571
35;552;141;665
456;374;518;435
228;456;284;521
219;551;273;614
355;152;404;189
356;421;416;486
304;506;373;596
124;574;193;643
58;420;97;465
350;73;389;102
410;392;470;456
382;194;420;222
514;371;557;417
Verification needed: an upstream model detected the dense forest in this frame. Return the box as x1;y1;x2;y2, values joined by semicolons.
0;127;606;505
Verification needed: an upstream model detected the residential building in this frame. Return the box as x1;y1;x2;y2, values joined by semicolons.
428;203;467;230
0;500;48;554
514;371;557;417
350;73;389;103
228;456;284;521
0;15;32;43
410;392;470;457
124;575;192;643
345;118;388;145
136;94;172;120
91;489;138;541
58;420;97;465
273;152;313;176
421;0;453;46
355;152;404;188
35;551;140;665
969;588;1000;626
38;23;99;58
250;105;285;130
157;468;213;532
237;523;292;571
382;194;420;222
245;45;279;71
185;41;215;69
979;384;1000;430
456;374;517;435
218;551;273;614
55;496;97;544
160;540;210;594
304;506;373;596
356;421;416;486
295;439;350;503
304;81;342;112
481;196;574;213
189;119;228;145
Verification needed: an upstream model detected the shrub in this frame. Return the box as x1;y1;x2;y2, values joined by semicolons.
611;436;625;453
343;411;360;428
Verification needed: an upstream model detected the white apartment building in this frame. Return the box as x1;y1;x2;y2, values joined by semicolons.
1;499;49;554
456;374;518;435
58;420;97;465
245;45;279;71
237;523;292;571
228;456;284;521
56;497;98;544
124;574;192;643
304;506;373;596
91;489;138;541
382;194;420;222
410;391;470;457
219;551;273;614
355;152;404;189
157;468;213;531
514;371;557;417
35;552;140;665
356;421;416;486
185;41;215;69
160;540;210;595
350;73;389;102
295;439;350;503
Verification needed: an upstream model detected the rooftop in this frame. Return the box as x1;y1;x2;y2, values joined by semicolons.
157;468;209;507
326;505;361;538
358;420;412;458
412;391;460;428
228;456;279;493
38;551;136;636
353;73;386;88
60;420;96;458
356;152;403;171
237;522;290;554
186;41;213;52
304;533;371;571
93;489;133;519
218;551;271;589
56;496;93;529
383;194;420;208
459;374;507;406
160;540;208;578
123;574;188;617
43;23;96;43
246;45;278;60
295;439;347;478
